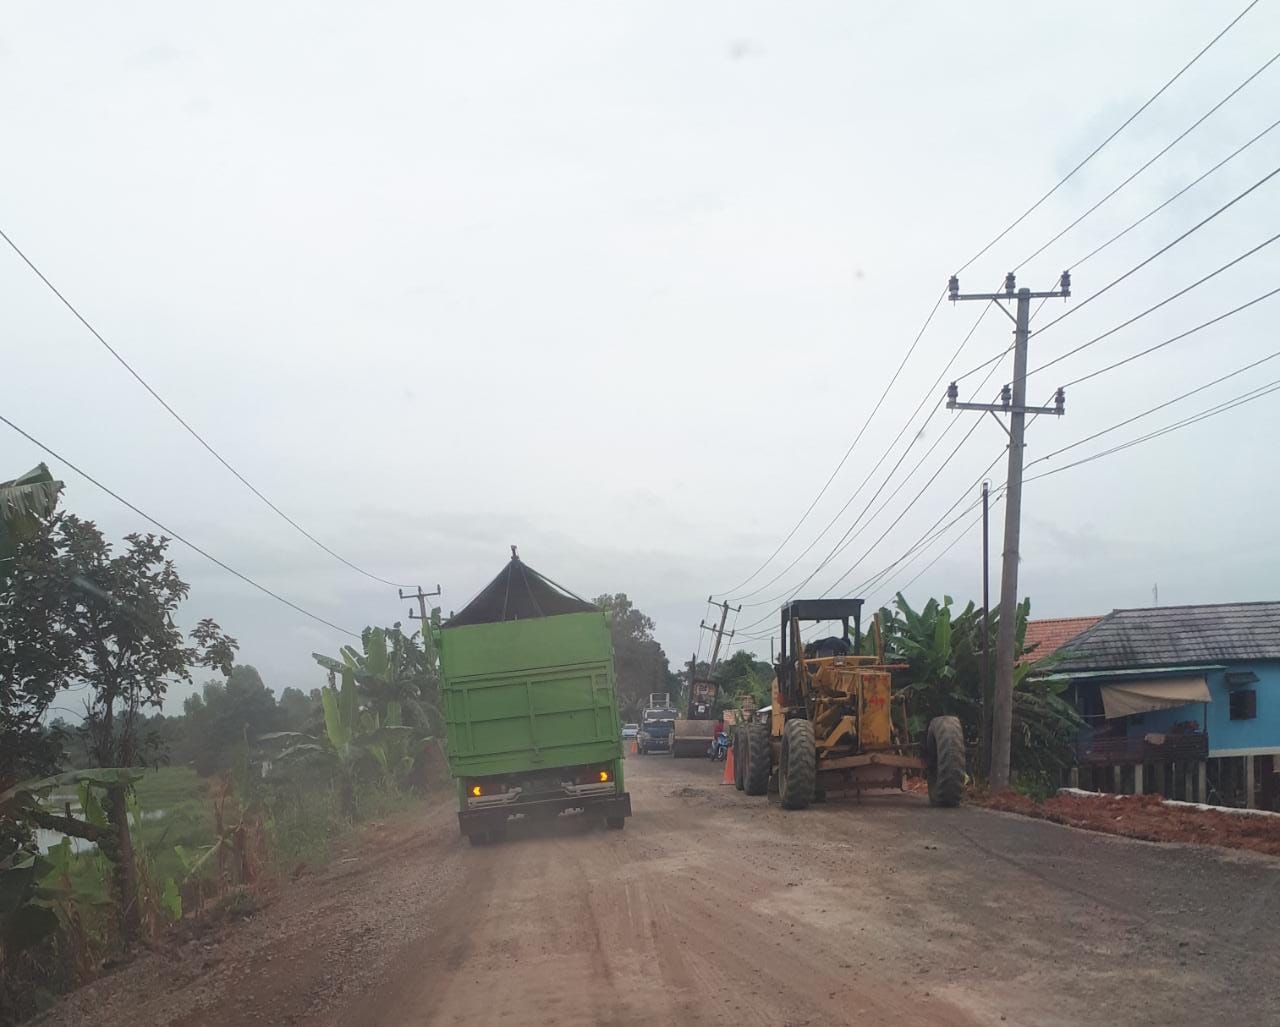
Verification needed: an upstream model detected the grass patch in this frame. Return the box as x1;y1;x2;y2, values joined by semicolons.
134;767;215;885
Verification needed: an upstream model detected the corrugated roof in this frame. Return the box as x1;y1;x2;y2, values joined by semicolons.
1053;602;1280;672
1020;616;1101;665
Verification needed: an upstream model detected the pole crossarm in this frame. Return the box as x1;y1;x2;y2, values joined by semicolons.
952;290;1069;302
948;400;1064;415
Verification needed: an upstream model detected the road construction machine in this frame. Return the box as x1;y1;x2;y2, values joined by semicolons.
731;598;964;809
672;676;718;758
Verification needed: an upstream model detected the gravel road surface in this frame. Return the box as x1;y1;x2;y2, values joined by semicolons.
42;754;1280;1026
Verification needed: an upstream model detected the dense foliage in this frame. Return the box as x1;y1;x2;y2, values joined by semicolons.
594;594;682;719
879;594;1084;790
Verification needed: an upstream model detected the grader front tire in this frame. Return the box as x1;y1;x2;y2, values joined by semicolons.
743;722;772;796
927;715;966;808
779;719;816;810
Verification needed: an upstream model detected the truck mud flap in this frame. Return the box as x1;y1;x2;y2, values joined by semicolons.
459;792;632;839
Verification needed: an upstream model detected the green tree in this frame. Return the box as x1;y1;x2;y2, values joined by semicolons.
182;666;282;775
0;469;71;796
594;594;675;720
713;650;773;711
278;686;320;733
23;515;237;936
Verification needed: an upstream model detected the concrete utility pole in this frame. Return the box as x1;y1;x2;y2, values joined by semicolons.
699;596;741;675
946;271;1070;790
981;480;992;771
399;584;442;626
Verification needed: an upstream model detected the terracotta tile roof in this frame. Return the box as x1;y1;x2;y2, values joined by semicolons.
1021;616;1102;665
1053;602;1280;672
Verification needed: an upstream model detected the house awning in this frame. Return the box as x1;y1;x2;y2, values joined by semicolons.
1100;676;1211;719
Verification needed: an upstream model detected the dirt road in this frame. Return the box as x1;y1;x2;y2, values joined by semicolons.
43;754;1280;1026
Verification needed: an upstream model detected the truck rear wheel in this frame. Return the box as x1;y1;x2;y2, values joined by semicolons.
778;719;816;810
743;722;771;796
926;715;965;808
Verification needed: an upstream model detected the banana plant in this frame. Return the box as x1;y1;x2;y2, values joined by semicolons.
881;593;1083;786
312;624;441;731
260;672;422;815
0;462;63;573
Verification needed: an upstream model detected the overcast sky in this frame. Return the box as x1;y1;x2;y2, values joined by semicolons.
5;2;1279;712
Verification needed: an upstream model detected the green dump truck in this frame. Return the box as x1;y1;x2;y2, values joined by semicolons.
437;551;632;844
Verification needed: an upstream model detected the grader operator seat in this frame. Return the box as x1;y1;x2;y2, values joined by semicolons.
776;598;864;707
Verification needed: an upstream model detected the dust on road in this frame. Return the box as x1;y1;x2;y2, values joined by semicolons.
41;754;1280;1026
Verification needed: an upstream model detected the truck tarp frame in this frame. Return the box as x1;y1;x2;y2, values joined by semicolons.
447;553;597;627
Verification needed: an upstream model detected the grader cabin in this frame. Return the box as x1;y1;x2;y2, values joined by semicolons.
1030;602;1280;809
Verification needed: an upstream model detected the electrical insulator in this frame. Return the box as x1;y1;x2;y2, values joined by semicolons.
1060;270;1071;297
1004;272;1016;294
1000;384;1012;407
1055;387;1066;414
946;381;959;406
948;275;960;300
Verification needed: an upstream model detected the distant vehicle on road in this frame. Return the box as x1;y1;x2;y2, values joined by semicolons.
621;723;640;741
638;693;678;754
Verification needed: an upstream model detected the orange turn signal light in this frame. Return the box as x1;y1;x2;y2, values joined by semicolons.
471;785;482;797
598;769;611;783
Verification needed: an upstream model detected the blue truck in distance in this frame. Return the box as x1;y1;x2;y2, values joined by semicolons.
636;693;678;755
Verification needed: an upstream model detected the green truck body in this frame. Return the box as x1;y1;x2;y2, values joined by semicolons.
437;557;631;842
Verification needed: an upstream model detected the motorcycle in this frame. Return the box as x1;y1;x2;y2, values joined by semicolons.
708;731;729;761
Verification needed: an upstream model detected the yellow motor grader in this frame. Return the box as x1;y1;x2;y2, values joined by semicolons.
732;599;964;809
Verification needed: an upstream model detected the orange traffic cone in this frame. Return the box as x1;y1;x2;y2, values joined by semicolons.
631;738;638;755
721;743;735;785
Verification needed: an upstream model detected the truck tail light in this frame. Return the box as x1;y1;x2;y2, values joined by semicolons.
471;784;483;797
598;769;611;783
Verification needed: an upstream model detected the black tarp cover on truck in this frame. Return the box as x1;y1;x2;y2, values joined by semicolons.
446;550;597;627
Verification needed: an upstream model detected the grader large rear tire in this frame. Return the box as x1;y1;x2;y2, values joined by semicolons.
778;719;816;810
733;728;746;791
743;722;771;796
926;715;965;808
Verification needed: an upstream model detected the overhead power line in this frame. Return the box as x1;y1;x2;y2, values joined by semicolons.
1028;354;1280;474
0;227;411;589
1025;378;1280;486
714;288;948;599
957;168;1280;385
0;412;361;639
953;0;1262;276
736;286;1004;612
733;305;992;606
1014;48;1280;272
1025;234;1280;385
1031;163;1280;337
1068;115;1280;273
1060;287;1280;390
872;497;1003;611
716;0;1262;608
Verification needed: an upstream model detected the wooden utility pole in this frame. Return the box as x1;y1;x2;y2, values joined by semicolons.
946;271;1070;790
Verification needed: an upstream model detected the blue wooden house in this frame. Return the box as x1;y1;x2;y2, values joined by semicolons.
1044;602;1280;808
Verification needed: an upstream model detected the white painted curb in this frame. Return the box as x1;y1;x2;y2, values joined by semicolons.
1057;787;1280;819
